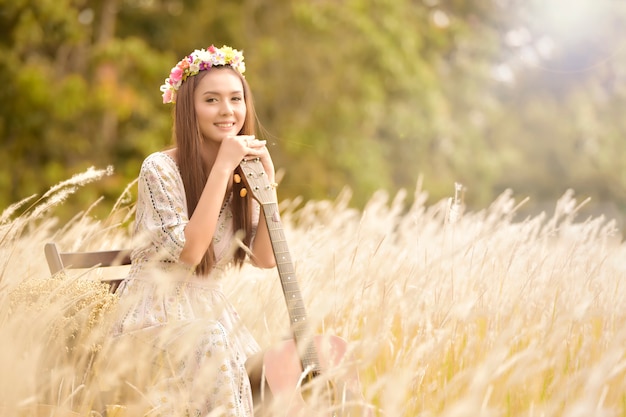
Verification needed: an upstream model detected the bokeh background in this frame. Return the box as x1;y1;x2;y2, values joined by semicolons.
2;0;625;227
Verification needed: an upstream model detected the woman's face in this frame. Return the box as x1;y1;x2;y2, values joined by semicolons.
194;68;246;144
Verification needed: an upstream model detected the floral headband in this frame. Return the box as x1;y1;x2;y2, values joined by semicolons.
159;45;246;104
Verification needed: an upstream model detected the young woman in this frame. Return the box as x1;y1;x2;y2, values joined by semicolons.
111;45;276;417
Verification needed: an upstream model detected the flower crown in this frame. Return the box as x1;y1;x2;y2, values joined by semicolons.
159;45;246;104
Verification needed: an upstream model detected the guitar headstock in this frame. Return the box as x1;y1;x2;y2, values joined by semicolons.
237;158;277;205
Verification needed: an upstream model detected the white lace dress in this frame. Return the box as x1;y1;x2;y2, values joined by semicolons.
112;152;261;417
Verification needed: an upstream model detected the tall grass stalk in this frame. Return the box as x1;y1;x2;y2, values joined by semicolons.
0;172;624;416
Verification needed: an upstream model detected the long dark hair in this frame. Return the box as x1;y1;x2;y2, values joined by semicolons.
173;67;257;275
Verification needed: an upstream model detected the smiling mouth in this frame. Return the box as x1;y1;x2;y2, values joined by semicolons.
215;122;236;128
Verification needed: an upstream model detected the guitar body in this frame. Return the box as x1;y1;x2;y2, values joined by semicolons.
264;335;347;395
248;335;371;416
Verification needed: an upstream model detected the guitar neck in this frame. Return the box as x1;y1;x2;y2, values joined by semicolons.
261;201;320;374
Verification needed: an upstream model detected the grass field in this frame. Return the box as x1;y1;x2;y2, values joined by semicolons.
1;169;625;416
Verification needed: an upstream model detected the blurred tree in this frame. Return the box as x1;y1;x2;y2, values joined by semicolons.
0;0;171;217
1;0;625;227
481;0;626;219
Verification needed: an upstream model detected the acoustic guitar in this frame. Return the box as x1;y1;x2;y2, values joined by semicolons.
238;159;373;417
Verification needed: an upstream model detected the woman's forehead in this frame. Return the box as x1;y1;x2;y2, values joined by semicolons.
196;68;244;94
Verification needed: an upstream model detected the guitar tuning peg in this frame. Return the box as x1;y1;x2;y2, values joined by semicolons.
239;188;247;198
234;173;241;184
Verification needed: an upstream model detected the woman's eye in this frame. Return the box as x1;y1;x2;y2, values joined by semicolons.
232;96;243;102
206;98;217;103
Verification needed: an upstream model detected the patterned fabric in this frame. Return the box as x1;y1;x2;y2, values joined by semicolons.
113;152;261;417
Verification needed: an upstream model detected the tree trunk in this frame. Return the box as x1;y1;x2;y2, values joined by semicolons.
97;0;119;152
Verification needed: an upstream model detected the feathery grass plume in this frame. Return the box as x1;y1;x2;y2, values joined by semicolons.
28;165;114;222
107;177;138;225
544;189;592;236
0;195;38;259
0;194;37;225
41;166;115;200
0;166;115;251
446;182;465;225
0;172;113;286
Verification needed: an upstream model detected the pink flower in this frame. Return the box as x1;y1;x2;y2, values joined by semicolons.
169;66;184;84
162;89;173;104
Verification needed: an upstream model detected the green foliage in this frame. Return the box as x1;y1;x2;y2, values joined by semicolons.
1;0;625;225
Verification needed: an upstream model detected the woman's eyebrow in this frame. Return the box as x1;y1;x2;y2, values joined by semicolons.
201;89;244;96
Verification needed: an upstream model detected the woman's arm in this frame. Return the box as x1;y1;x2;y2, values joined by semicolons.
178;166;231;266
179;135;274;267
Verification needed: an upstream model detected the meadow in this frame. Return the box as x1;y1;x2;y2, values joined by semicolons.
1;168;625;417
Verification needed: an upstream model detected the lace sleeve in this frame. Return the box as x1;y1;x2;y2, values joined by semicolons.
135;153;188;262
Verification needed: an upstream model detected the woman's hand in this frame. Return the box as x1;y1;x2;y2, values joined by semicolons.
216;135;275;181
214;135;267;173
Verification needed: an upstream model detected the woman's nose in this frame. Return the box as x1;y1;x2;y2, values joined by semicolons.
220;101;233;115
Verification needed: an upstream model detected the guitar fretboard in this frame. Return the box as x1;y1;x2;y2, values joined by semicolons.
262;201;321;375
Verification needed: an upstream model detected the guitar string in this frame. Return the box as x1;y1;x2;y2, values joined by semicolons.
259;203;322;370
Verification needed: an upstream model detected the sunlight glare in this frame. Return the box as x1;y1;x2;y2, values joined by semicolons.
542;0;592;33
535;0;610;40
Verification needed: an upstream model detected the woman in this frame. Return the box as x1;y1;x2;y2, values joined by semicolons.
111;45;276;417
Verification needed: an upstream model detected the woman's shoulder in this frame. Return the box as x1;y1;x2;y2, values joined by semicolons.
141;150;178;172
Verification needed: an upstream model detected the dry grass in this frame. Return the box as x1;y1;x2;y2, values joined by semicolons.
1;171;625;417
